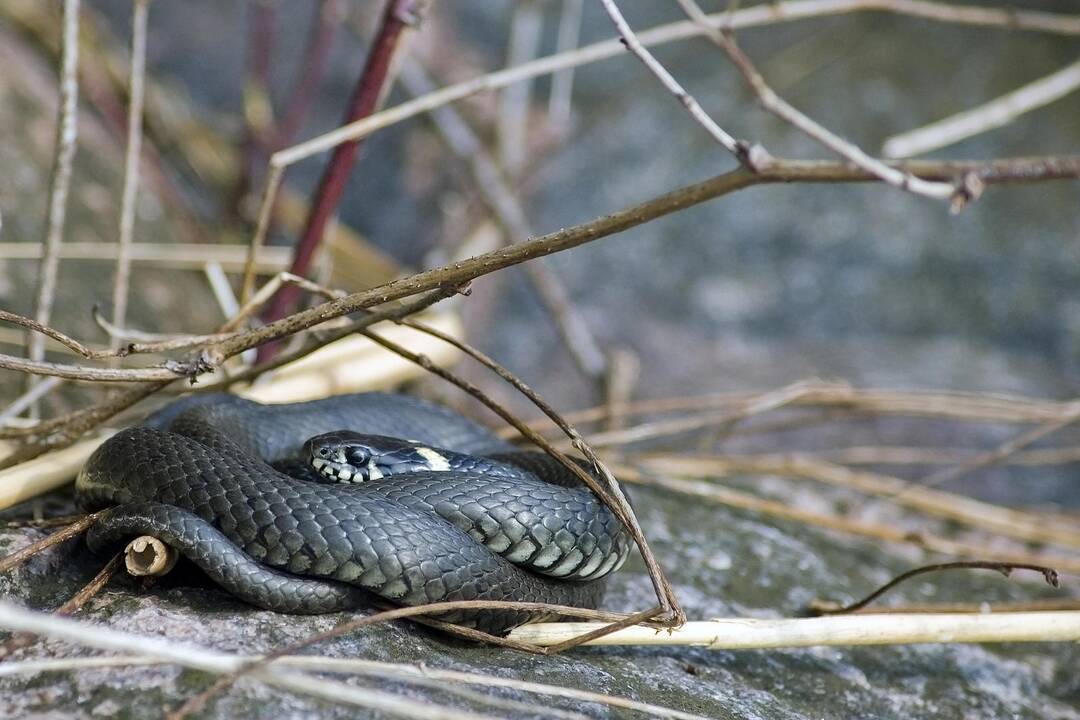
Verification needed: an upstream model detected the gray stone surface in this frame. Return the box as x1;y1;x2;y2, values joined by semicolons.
2;2;1079;719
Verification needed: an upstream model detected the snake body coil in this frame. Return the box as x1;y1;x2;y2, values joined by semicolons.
76;393;630;633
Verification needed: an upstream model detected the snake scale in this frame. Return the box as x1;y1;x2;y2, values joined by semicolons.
76;393;630;634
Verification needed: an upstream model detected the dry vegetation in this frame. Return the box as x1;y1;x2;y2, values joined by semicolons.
0;1;1078;717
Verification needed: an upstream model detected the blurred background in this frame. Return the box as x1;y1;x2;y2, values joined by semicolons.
1;3;1079;718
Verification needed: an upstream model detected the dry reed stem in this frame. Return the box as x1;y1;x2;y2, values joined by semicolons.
0;241;293;271
509;611;1080;648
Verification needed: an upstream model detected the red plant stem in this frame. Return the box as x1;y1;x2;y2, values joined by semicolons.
259;1;419;359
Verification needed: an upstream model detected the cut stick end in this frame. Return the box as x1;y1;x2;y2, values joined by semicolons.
123;535;178;577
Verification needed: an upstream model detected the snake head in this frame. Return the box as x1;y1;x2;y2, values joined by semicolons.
304;431;451;484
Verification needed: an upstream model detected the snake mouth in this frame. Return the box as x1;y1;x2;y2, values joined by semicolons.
308;455;367;483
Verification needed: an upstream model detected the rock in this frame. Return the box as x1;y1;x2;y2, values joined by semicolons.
1;3;1078;718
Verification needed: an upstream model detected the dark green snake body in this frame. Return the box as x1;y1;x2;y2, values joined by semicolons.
76;393;630;633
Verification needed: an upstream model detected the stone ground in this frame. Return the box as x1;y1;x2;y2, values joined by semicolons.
1;2;1079;718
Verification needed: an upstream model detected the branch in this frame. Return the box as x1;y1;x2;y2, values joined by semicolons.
675;0;963;206
598;0;744;159
27;0;81;401
109;0;149;350
884;57;1080;157
213;156;1080;364
4;156;1078;387
272;0;1080;168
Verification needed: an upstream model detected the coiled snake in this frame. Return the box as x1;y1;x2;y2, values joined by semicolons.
76;393;630;634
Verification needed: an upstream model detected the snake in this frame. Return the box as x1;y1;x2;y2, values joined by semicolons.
75;393;631;634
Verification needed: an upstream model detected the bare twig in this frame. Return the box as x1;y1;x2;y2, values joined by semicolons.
0;512;103;575
807;598;1080;615
274;1;1080;169
240;165;285;302
599;0;744;159
548;0;584;128
27;0;81;409
0;552;122;659
110;0;149;350
675;0;962;205
0;352;190;383
884;57;1080;157
812;561;1060;615
224;157;1080;376
4;157;1078;462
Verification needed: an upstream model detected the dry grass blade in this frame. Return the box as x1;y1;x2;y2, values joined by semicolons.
639;453;1080;552
613;463;1080;574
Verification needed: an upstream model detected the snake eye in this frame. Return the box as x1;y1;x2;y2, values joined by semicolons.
345;445;372;467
